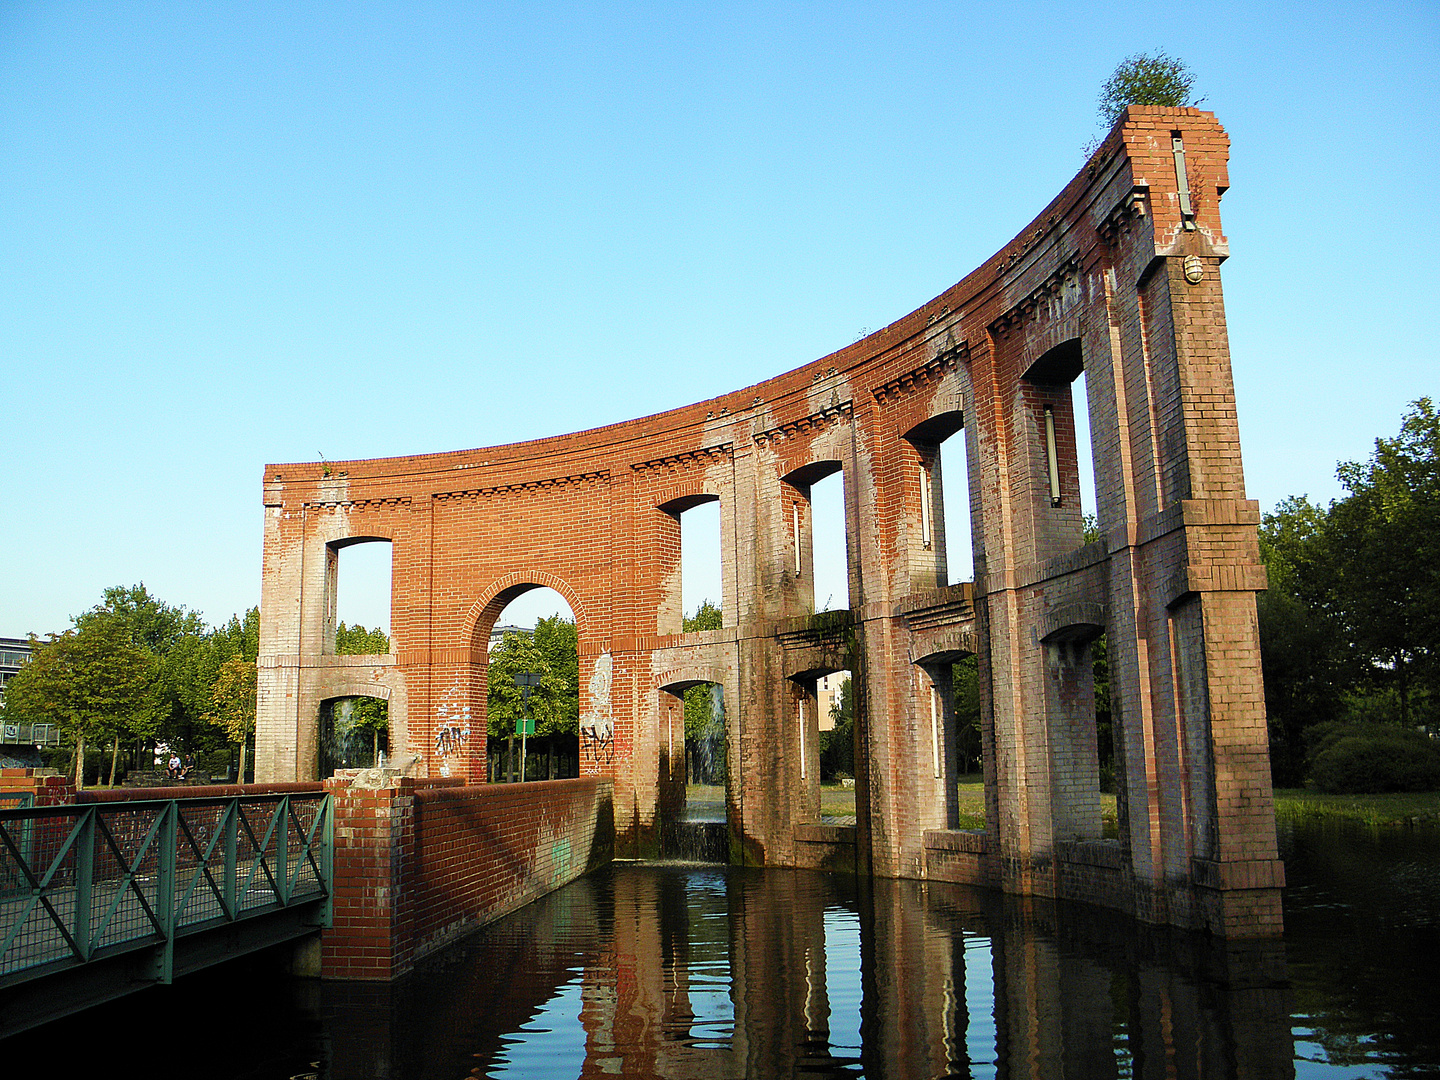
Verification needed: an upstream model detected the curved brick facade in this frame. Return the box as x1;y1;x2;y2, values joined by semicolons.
258;106;1282;935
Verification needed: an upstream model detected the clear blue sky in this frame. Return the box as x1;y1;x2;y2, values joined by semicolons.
3;1;1436;638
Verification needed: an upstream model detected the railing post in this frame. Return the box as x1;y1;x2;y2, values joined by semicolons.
155;801;176;983
278;795;290;905
224;797;238;918
72;808;95;961
320;793;333;926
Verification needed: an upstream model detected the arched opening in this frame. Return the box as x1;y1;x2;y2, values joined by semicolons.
811;472;848;611
319;695;389;776
1023;338;1096;551
913;641;980;830
788;665;853;824
656;494;724;634
483;586;580;783
783;461;848;613
817;669;855;822
1040;620;1106;842
325;537;392;651
1073;371;1098;529
682;498;722;627
657;677;729;861
904;410;972;587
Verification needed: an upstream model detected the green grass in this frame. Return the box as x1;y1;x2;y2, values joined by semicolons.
696;781;1440;831
1273;788;1440;828
816;778;1119;832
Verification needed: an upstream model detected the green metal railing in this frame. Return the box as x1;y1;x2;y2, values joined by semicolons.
0;792;331;987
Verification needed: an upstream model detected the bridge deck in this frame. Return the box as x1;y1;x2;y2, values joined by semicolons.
0;791;331;1038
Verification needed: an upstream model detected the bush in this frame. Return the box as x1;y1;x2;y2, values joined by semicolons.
1306;721;1440;793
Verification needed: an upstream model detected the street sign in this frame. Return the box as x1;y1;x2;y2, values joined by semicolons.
514;672;542;780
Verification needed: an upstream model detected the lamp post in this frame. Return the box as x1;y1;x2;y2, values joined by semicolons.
515;672;542;782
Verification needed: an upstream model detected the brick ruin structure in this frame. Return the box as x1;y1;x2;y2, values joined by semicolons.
256;107;1283;936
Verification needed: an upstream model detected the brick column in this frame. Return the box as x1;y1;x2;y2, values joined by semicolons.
322;774;417;980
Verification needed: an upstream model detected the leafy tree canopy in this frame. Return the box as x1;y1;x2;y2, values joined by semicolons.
3;618;158;783
336;621;390;655
1325;398;1439;724
681;601;725;742
487;616;579;738
684;600;723;632
205;655;257;745
1257;399;1440;785
1097;51;1200;127
75;583;205;656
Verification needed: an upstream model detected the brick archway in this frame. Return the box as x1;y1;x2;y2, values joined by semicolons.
258;107;1283;936
463;571;591;653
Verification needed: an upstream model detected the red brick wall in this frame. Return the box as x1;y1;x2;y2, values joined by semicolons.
257;106;1284;937
0;768;74;806
321;775;613;980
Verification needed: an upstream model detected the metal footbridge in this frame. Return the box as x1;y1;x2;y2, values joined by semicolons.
0;789;332;1037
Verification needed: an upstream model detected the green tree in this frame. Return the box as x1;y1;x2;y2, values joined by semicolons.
1254;401;1440;786
3;619;157;787
1256;498;1347;783
684;600;722;632
1325;399;1440;726
212;606;260;664
205;655;257;781
487;616;579;738
820;676;854;781
336;620;389;656
952;657;982;776
77;584;223;759
75;583;206;654
682;601;725;750
1097;51;1201;127
680;602;726;782
334;623;391;758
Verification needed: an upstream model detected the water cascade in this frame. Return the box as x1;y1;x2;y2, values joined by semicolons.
662;683;728;861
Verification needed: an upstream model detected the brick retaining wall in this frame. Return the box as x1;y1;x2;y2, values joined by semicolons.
321;774;613;980
1;768;614;982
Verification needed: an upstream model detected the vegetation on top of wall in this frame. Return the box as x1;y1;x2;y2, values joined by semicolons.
1096;51;1202;127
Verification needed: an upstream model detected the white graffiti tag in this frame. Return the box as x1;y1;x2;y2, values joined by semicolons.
579;651;614;765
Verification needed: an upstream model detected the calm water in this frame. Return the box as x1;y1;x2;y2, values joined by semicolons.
8;821;1440;1078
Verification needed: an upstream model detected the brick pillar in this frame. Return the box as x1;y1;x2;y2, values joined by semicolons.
0;768;75;806
322;775;415;980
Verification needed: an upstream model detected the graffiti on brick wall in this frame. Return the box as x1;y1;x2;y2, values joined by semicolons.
579;651;614;765
433;676;472;778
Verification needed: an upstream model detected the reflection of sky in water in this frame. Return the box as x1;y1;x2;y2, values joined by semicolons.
488;975;587;1080
963;934;999;1079
685;871;735;1047
823;907;863;1068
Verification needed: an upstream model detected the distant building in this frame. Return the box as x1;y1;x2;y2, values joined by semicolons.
1;636;59;765
488;624;532;653
0;637;32;706
816;671;848;733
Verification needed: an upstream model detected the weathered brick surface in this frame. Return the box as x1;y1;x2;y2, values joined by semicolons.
257;107;1282;936
321;775;613;980
0;769;74;806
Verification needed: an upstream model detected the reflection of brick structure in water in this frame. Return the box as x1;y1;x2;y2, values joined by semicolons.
569;869;1293;1079
257;106;1281;936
